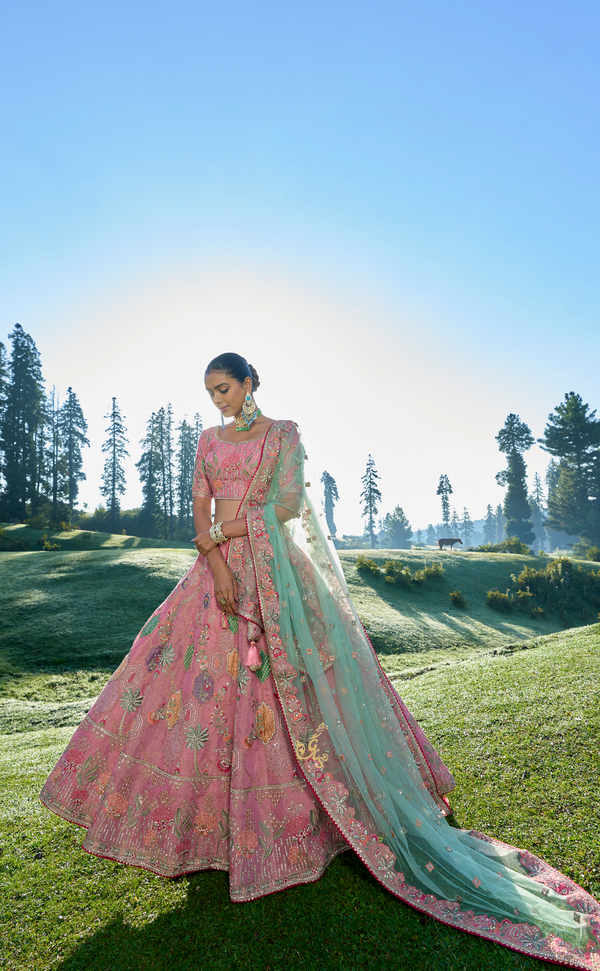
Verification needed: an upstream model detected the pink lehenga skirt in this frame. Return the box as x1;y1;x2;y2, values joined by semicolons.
40;553;351;900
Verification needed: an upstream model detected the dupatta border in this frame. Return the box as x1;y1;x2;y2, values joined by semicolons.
246;502;600;971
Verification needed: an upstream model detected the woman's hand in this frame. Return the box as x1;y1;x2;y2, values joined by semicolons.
211;561;239;615
192;529;217;556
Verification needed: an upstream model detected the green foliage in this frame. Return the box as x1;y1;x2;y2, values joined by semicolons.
100;397;129;531
360;455;382;549
356;555;444;589
449;590;467;608
539;392;600;546
436;474;452;532
0;525;30;551
586;546;600;562
486;589;513;612
471;537;531;554
36;534;61;551
321;470;339;538
382;504;412;549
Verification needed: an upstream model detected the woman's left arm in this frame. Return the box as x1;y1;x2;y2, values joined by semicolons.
193;508;295;555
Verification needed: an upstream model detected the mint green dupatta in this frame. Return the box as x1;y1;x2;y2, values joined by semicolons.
245;421;600;969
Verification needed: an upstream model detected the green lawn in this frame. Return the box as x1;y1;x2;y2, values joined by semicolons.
0;521;195;551
0;545;599;970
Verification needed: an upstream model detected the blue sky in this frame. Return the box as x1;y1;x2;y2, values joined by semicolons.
2;1;599;533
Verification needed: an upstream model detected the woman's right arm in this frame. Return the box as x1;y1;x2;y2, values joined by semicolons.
192;497;239;614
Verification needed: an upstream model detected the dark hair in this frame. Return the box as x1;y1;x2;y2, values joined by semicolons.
205;352;260;391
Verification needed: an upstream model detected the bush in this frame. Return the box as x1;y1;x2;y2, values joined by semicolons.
449;590;467;609
25;513;48;530
355;555;382;577
36;534;60;551
472;537;531;555
586;546;600;562
383;560;414;588
486;589;513;612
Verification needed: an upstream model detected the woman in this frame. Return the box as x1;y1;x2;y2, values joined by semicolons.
41;353;600;969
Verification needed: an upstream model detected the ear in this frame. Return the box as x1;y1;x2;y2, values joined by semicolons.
244;376;253;394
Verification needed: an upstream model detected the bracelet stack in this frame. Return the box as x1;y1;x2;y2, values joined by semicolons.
209;521;227;545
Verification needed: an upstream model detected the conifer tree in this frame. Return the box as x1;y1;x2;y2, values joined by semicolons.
320;471;339;538
47;387;68;522
384;505;413;548
460;507;474;546
495;503;504;543
529;473;547;551
450;507;460;535
495;414;535;545
137;413;160;536
360;455;382;548
176;416;199;534
539;392;600;545
0;325;46;520
100;397;129;531
483;504;495;543
436;475;452;533
57;387;89;520
426;523;436;546
153;405;175;539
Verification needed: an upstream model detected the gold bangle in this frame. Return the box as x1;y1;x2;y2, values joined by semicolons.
209;522;227;544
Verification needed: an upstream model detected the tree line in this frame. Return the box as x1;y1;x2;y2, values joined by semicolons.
2;326;599;552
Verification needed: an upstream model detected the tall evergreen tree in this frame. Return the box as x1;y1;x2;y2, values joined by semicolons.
320;471;339;538
436;475;452;533
176;416;198;535
153;405;175;540
426;523;436;546
0;341;7;492
529;473;547;552
360;455;382;548
137;413;160;537
539;392;600;545
495;503;505;543
58;387;89;520
100;397;129;531
47;387;68;522
483;504;496;543
450;507;460;535
0;324;46;520
384;505;412;548
460;507;474;545
495;414;535;545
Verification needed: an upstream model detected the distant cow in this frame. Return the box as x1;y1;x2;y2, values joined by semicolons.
438;537;463;550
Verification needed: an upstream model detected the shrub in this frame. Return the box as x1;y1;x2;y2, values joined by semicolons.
449;590;467;609
472;537;531;554
355;555;381;577
586;546;600;562
486;589;513;612
0;536;30;551
36;534;60;551
383;560;413;588
25;513;48;530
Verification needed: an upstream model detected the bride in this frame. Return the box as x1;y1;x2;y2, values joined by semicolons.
41;352;600;969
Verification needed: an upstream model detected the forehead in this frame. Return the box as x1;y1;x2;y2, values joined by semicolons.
204;370;231;389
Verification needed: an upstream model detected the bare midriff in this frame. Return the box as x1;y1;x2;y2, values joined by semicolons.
214;499;243;524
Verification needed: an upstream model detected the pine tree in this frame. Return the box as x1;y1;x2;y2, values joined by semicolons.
47;387;68;523
0;341;7;493
483;504;495;543
426;523;436;546
436;475;452;533
0;325;46;520
539;392;600;545
153;405;175;540
137;413;160;537
495;414;535;545
529;473;547;552
495;503;504;543
450;507;460;535
414;529;423;545
58;387;89;520
360;455;382;548
385;505;413;548
176;416;198;535
320;471;339;538
460;507;474;546
100;397;129;531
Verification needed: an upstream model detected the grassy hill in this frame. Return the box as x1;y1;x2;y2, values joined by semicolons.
0;544;599;969
0;521;195;551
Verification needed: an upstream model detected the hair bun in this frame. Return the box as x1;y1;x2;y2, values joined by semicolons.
248;363;260;390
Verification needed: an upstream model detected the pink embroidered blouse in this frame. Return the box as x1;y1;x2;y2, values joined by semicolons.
192;426;268;500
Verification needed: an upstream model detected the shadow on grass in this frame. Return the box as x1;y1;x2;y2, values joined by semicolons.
55;853;546;971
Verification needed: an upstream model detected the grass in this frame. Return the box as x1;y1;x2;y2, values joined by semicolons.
0;521;195;551
0;545;599;969
341;547;600;678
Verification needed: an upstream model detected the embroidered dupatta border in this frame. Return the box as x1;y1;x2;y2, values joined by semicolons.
245;497;600;970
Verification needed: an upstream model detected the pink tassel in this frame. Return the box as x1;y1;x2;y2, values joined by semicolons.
246;642;261;672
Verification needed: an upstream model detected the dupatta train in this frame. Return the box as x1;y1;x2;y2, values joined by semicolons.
237;420;600;970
